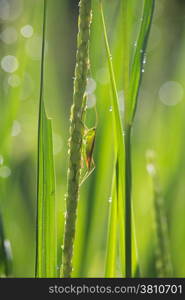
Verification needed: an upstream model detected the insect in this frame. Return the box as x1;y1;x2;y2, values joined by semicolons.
80;95;97;186
80;127;96;186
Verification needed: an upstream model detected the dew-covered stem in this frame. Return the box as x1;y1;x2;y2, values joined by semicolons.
61;0;92;278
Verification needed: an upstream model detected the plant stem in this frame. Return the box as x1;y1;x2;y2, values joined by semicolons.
125;124;132;278
61;0;92;278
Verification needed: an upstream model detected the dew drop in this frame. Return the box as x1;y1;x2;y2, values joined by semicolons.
143;54;147;64
108;197;112;203
109;106;113;112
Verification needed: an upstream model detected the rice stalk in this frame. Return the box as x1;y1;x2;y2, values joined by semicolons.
61;0;92;278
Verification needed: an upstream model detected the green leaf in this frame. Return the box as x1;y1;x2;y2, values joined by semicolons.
35;103;57;278
128;0;155;124
35;0;57;278
100;1;125;277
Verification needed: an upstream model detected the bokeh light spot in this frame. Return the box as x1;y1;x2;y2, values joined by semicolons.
159;81;184;106
21;25;34;38
1;55;19;73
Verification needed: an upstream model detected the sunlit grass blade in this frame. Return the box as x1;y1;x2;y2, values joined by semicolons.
35;0;57;278
123;0;155;277
36;105;57;278
100;0;125;277
0;213;12;277
100;2;124;142
105;161;118;277
128;0;155;124
146;151;173;277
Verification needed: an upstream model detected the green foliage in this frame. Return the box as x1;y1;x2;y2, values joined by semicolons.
0;0;185;278
100;0;126;277
101;0;155;277
128;0;155;125
35;0;57;278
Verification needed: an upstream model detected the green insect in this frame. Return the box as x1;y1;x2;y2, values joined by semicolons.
80;96;97;186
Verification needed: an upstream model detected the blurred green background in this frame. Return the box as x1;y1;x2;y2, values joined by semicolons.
0;0;185;277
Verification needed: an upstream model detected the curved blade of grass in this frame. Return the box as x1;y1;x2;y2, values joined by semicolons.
35;0;57;278
100;1;125;277
146;151;173;277
128;0;155;124
123;0;155;277
105;160;118;277
0;214;13;277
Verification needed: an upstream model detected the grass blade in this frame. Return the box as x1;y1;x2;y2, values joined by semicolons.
124;0;155;277
35;0;57;278
101;0;155;277
100;0;125;277
128;0;155;124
